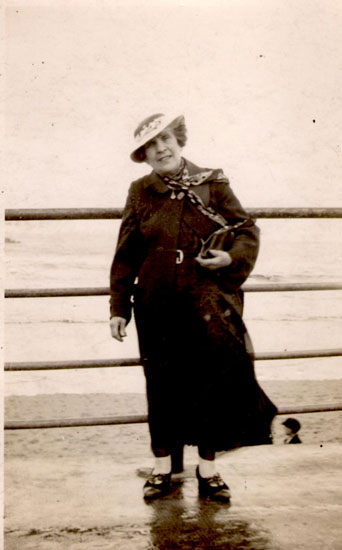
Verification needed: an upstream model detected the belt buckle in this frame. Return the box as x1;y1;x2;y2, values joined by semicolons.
176;249;184;264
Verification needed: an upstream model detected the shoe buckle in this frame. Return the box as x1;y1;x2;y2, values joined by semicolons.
176;249;184;264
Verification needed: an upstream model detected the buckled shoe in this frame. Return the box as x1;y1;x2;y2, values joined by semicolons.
196;466;231;502
143;472;172;500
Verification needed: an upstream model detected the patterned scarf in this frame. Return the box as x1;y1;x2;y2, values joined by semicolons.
162;158;230;227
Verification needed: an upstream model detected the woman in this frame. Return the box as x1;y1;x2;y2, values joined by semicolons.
109;113;277;502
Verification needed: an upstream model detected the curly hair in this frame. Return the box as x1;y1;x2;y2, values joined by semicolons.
134;118;188;163
171;118;188;148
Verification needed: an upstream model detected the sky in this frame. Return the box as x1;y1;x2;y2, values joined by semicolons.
3;0;342;209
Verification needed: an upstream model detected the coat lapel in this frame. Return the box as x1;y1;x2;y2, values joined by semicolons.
143;170;169;194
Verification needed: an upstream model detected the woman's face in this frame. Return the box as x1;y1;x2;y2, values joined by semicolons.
144;128;182;176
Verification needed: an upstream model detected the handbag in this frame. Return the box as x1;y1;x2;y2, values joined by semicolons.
199;219;248;258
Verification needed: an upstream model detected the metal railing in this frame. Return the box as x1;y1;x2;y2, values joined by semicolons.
5;207;342;430
4;349;342;372
5;403;342;431
5;207;342;220
5;282;342;299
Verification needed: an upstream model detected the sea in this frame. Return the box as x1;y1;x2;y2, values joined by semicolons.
4;218;342;396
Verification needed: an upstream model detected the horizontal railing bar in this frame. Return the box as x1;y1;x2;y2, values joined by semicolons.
5;282;342;299
5;349;342;371
4;415;148;430
5;403;342;430
4;358;143;371
5;207;342;220
5;208;124;221
277;404;342;415
5;287;110;298
250;208;342;218
243;282;342;292
256;349;342;360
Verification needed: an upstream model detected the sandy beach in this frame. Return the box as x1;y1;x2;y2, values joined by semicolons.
5;379;342;459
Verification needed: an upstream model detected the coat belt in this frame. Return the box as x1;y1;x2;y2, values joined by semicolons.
156;248;198;265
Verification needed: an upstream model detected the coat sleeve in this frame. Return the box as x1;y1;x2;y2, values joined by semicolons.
210;180;260;289
109;182;143;322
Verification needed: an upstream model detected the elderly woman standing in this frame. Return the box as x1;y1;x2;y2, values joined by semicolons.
109;113;277;502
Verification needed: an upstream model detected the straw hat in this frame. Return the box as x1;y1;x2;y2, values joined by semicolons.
130;113;184;163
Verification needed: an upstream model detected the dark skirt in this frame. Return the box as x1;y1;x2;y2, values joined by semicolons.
134;262;277;453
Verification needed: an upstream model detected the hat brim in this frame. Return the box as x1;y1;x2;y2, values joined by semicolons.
130;114;184;163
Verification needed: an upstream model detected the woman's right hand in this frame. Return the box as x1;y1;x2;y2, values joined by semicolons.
110;317;127;342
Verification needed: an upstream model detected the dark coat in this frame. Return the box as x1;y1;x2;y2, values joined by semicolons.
110;159;277;452
110;159;259;321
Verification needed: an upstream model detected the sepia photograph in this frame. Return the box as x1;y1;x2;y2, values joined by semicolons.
3;0;342;548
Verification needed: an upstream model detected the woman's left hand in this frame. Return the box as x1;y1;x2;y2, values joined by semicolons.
195;249;233;270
